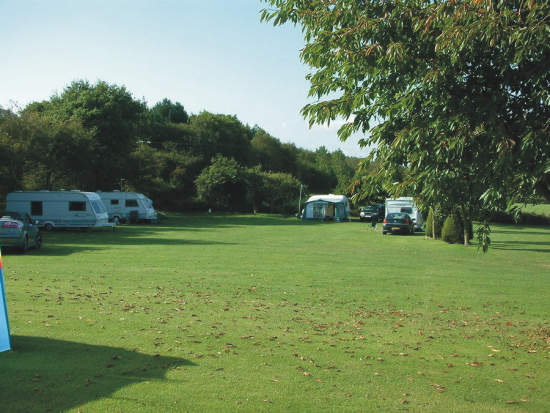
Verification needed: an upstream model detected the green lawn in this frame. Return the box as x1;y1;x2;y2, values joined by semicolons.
519;203;550;218
1;214;549;412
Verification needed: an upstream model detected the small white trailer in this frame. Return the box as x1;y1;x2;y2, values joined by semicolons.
96;191;157;223
385;197;423;231
6;190;111;230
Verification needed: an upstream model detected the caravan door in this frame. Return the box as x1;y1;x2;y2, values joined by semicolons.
68;199;94;227
109;198;122;218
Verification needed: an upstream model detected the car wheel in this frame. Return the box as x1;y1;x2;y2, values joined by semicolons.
44;223;54;231
113;216;120;225
382;231;386;235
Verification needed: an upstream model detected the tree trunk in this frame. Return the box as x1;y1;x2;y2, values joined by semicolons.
459;204;471;246
432;207;436;239
463;220;471;246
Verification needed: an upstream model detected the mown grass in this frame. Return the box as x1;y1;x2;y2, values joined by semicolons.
519;203;550;218
1;214;549;412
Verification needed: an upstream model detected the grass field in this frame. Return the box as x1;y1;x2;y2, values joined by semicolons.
519;203;550;218
1;214;549;412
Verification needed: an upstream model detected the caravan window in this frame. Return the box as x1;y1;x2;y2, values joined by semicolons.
110;200;119;205
91;201;105;214
69;201;86;211
125;199;138;207
31;201;43;216
400;207;413;214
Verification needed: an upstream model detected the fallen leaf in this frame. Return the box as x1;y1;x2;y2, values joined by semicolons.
431;383;445;392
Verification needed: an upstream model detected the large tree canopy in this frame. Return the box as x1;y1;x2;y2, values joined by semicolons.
262;0;550;234
24;80;147;189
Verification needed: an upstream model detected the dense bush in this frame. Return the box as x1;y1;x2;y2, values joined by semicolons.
195;156;248;211
195;157;302;213
257;171;301;215
441;214;463;244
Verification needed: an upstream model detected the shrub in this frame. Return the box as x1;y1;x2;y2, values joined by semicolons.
195;156;248;211
441;214;462;244
425;207;443;239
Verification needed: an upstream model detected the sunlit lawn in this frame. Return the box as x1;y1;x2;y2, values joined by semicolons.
1;214;549;412
519;203;550;218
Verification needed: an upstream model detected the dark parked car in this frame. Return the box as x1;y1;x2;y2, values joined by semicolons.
0;211;42;252
359;204;385;222
382;212;414;235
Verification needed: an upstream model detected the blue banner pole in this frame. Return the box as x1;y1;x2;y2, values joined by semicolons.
0;249;12;352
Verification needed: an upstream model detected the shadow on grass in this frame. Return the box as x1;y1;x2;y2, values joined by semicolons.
175;213;303;228
492;229;550;235
0;335;194;412
491;224;550;235
489;224;550;252
9;214;348;256
491;240;550;253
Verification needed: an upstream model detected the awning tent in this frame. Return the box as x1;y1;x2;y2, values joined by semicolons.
302;194;350;222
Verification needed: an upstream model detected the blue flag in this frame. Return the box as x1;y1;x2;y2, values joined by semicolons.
0;249;11;352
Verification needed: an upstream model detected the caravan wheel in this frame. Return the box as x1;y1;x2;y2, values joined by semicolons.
44;223;54;231
113;216;120;225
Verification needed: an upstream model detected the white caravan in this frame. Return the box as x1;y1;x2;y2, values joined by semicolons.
6;190;110;230
385;197;423;231
96;191;156;223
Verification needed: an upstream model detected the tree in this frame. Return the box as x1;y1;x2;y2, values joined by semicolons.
0;110;27;196
149;99;189;124
251;170;302;214
195;155;249;211
126;144;203;210
251;128;295;172
146;99;192;149
34;80;147;189
20;113;95;190
262;0;550;246
189;112;253;166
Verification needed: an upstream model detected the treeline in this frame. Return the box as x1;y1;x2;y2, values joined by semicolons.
0;80;358;213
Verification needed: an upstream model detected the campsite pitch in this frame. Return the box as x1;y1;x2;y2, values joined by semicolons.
1;214;549;412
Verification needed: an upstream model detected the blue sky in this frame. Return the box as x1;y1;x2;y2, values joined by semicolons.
0;0;368;157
